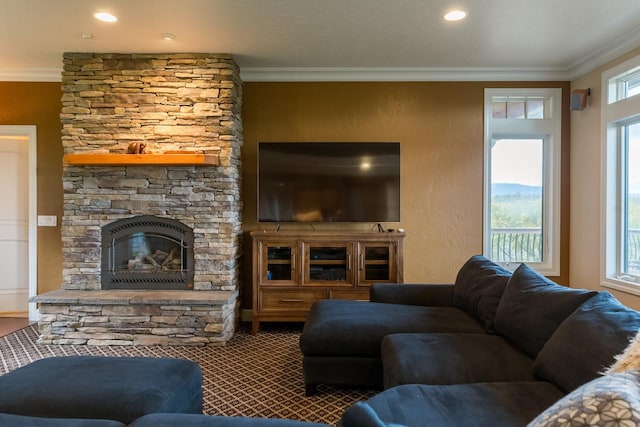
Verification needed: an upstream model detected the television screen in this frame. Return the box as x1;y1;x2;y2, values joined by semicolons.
258;142;400;223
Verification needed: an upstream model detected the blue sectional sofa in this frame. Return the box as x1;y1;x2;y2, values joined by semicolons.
4;255;640;426
300;255;640;426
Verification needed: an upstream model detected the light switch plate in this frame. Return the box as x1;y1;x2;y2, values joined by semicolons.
37;215;57;227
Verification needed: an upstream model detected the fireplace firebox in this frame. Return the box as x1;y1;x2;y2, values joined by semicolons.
101;215;195;290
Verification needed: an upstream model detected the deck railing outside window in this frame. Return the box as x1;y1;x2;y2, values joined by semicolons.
629;228;640;273
491;228;640;268
490;228;542;263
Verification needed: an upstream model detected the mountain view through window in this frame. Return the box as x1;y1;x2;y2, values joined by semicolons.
490;139;543;263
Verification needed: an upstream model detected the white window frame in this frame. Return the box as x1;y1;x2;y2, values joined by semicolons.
601;54;640;296
483;88;562;275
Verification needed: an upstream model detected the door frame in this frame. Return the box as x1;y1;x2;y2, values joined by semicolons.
0;125;37;320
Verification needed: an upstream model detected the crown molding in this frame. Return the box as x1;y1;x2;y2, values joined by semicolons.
240;67;570;82
2;66;571;83
0;68;61;82
567;26;640;80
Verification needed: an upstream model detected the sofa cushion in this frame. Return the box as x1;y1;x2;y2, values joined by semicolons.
452;255;512;332
533;291;640;393
300;299;484;358
494;263;597;358
129;413;330;427
371;283;455;307
0;413;126;427
339;382;565;427
527;370;640;427
381;333;535;389
337;402;418;427
0;356;203;424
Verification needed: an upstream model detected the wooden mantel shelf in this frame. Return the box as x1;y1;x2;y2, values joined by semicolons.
64;153;220;166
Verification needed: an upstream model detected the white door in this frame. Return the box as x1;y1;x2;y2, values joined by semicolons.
0;132;32;316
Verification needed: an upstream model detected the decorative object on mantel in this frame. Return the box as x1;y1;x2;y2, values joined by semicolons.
63;151;220;166
127;142;147;154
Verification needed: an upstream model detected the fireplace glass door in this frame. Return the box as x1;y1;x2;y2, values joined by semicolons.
101;215;194;290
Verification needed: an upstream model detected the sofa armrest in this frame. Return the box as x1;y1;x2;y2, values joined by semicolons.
370;283;454;306
339;401;388;427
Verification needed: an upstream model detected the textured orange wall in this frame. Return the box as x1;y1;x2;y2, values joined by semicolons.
0;82;63;295
0;80;570;309
241;81;570;307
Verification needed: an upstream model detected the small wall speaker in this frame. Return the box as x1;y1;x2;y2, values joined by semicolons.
570;88;591;111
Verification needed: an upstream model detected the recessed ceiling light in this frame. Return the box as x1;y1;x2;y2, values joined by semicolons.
444;10;466;22
161;33;176;41
81;33;94;39
94;12;117;22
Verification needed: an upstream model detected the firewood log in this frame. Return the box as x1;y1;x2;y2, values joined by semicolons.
162;247;178;267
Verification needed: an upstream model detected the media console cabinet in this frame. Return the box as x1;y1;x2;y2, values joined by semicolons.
250;230;405;333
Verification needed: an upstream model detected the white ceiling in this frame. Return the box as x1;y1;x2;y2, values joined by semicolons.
2;0;640;82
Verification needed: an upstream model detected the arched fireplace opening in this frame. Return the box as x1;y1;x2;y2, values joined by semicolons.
101;215;195;290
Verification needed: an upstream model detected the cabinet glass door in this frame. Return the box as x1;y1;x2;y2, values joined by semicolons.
262;242;297;285
304;242;354;286
359;243;397;283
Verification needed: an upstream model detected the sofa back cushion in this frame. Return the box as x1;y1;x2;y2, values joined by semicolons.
494;263;597;358
452;255;512;332
532;291;640;393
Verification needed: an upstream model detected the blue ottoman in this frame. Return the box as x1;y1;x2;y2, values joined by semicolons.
0;413;126;427
0;356;203;424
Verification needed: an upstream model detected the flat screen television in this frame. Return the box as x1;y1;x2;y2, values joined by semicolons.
258;142;400;223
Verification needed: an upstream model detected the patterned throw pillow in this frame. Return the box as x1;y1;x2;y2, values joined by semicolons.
527;370;640;427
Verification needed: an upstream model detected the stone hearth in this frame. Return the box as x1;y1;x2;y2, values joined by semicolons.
34;290;236;345
32;53;243;346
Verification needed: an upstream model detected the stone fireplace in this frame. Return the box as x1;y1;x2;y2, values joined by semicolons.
32;53;243;346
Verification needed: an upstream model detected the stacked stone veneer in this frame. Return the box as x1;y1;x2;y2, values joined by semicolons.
35;53;243;346
36;290;237;346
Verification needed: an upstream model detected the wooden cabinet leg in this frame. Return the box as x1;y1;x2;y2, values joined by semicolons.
251;318;259;335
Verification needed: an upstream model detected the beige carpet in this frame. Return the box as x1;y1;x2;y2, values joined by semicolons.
0;322;375;425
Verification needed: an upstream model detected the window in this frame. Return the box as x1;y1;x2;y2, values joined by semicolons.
602;55;640;294
484;88;562;275
622;122;640;277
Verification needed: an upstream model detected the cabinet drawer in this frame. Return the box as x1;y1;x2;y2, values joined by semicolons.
260;289;326;311
329;289;369;301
